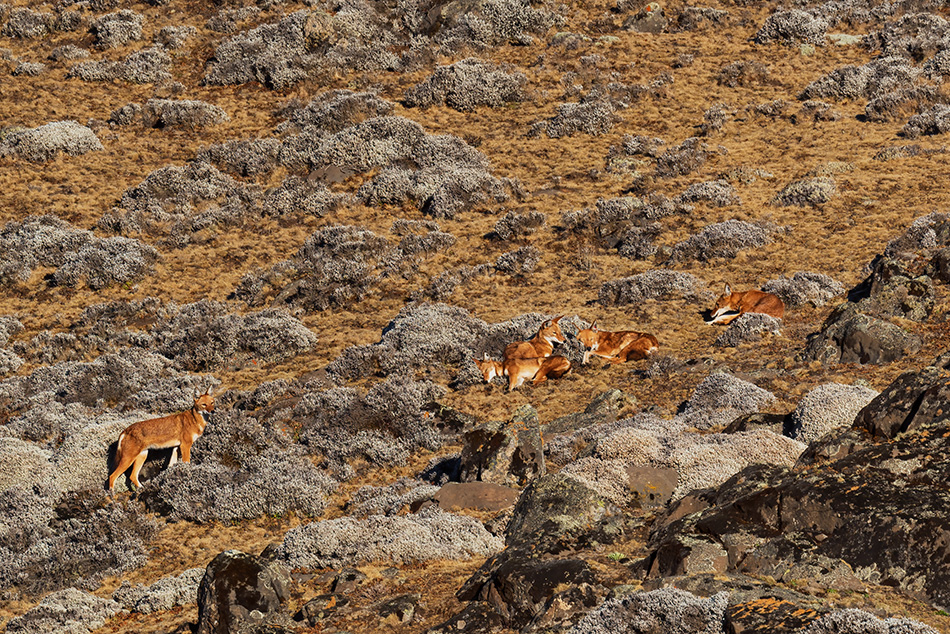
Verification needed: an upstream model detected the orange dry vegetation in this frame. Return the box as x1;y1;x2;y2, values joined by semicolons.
2;0;950;631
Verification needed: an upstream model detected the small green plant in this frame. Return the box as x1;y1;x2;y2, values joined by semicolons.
936;610;949;617
607;552;625;562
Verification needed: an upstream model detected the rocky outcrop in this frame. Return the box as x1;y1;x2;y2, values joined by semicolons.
640;359;950;611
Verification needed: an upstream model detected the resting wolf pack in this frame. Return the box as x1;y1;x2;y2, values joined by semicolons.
474;315;661;391
110;283;781;489
474;283;783;391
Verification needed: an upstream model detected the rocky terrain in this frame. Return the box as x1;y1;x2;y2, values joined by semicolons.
2;0;950;632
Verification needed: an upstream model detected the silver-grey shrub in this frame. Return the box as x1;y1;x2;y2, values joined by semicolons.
678;372;776;430
434;0;561;49
676;179;739;206
0;315;23;347
142;98;229;129
262;175;348;217
122;46;172;84
273;506;503;570
0;215;90;284
141;447;336;522
156;25;197;49
863;13;950;60
52;236;158;290
203;10;318;89
714;313;782;348
654;137;710;177
883;212;950;257
598;270;705;306
492;210;545;241
670;219;777;262
0;349;23;375
276;90;394;134
495;246;541;276
13;61;47;76
151;299;318;371
0;496;160;596
294;375;448;462
762;271;844;307
800;56;921;102
530;100;619;138
2;8;54;38
197;138;282;176
347;478;441;517
92;10;143;48
569;588;729;634
771;176;836;206
404;58;526;111
803;608;938;634
0;121;102;163
789;383;879;444
902;104;950;138
112;567;204;614
235;224;390;311
99;161;247;241
754;9;828;45
6;588;122;633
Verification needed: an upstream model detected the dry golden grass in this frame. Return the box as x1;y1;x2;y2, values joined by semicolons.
3;0;950;631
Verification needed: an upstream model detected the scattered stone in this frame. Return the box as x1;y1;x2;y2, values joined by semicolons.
433;482;520;512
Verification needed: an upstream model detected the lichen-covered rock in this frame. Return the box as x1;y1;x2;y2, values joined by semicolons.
646;364;950;609
459;405;545;487
195;550;292;634
505;473;614;547
0;121;102;162
789;383;879;444
803;303;922;365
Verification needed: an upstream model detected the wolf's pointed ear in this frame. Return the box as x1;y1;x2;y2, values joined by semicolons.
483;353;490;360
206;386;213;396
591;320;598;331
723;283;731;294
193;387;201;400
553;315;563;324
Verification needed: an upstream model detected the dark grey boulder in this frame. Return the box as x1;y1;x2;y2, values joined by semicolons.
195;550;292;634
803;303;921;365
